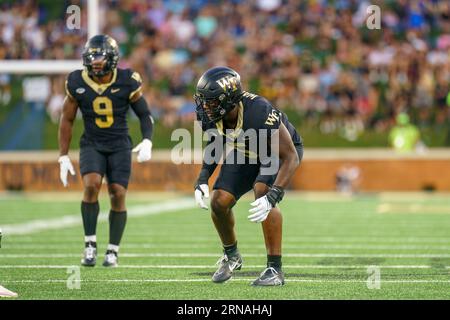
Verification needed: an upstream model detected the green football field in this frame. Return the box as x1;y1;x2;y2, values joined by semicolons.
0;191;449;300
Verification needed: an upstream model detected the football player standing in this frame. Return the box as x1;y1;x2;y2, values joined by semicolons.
58;35;154;267
194;67;303;286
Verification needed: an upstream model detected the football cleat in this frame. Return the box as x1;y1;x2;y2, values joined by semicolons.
212;252;243;283
81;245;97;267
0;285;18;298
103;250;118;267
251;267;285;286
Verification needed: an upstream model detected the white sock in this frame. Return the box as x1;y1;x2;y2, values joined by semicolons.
84;235;97;243
107;244;119;253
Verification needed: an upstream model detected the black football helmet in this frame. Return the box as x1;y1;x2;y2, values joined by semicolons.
82;35;119;77
194;66;243;123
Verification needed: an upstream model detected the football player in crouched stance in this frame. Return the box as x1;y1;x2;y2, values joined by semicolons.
58;35;154;267
194;67;303;286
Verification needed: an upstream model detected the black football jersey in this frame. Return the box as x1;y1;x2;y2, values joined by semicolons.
65;68;142;151
200;91;303;161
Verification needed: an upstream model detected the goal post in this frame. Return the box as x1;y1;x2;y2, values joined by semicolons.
0;60;83;74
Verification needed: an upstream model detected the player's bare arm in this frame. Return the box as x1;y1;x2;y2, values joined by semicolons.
57;94;78;187
271;122;300;189
248;122;300;223
58;94;78;156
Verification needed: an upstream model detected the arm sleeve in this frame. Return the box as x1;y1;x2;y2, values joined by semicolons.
130;96;154;140
197;133;223;185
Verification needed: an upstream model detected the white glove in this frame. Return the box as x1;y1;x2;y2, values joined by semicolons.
132;139;152;162
194;184;209;210
248;195;272;223
58;155;75;187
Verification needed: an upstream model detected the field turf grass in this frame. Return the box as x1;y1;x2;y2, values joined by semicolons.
0;191;449;300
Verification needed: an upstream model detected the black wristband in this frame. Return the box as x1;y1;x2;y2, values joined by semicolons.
266;185;285;207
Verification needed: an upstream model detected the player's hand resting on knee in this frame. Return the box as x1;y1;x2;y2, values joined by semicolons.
58;155;75;187
248;196;272;222
133;139;152;162
194;184;209;210
248;186;285;222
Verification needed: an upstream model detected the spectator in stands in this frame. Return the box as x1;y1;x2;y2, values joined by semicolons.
1;0;449;145
389;112;421;152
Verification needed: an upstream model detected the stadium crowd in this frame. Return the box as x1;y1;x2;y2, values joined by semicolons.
0;0;449;141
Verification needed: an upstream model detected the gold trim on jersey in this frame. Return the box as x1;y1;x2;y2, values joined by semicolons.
129;86;142;100
215;101;244;139
65;80;75;99
81;69;117;95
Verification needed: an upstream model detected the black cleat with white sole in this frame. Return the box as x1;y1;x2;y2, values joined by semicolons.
103;250;118;267
212;252;243;283
81;245;97;267
251;267;285;286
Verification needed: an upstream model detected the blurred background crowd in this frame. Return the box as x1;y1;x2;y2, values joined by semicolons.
0;0;449;149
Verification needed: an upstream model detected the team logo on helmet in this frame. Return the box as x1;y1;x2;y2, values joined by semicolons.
194;66;243;123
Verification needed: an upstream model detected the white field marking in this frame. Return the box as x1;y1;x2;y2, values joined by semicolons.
5;243;450;251
8;235;450;242
7;237;450;245
377;192;450;201
0;198;196;235
280;237;450;244
0;191;183;202
377;203;450;214
2;279;450;284
0;264;440;269
2;253;450;258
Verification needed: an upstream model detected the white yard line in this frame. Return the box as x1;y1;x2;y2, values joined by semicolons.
6;243;450;250
377;203;450;214
6;237;450;244
0;264;441;269
1;198;195;235
2;253;450;258
2;279;450;284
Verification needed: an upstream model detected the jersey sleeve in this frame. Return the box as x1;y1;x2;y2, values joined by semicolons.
253;97;282;132
128;70;143;100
